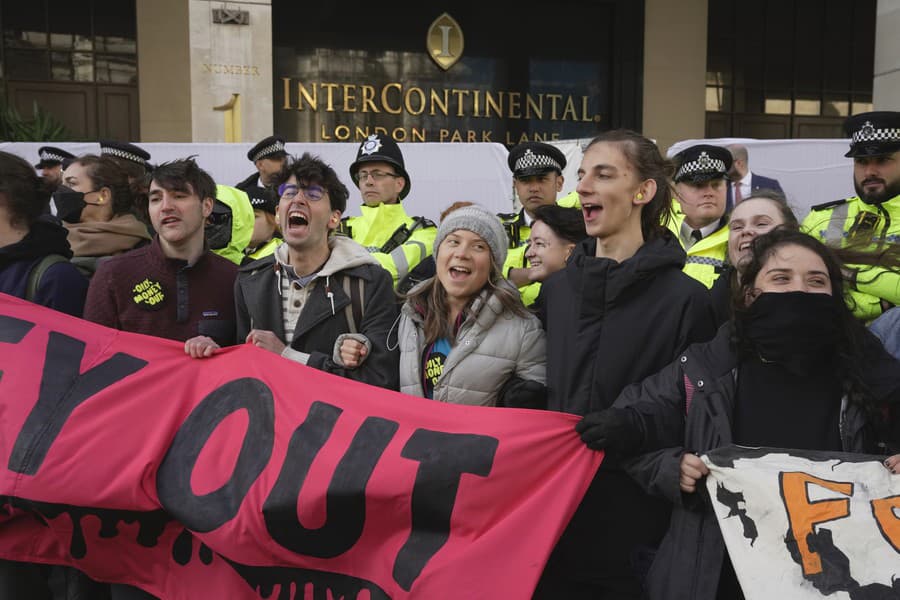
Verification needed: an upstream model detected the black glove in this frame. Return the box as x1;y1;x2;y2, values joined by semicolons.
575;408;643;456
497;376;547;409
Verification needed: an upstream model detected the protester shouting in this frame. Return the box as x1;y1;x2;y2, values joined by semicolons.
390;204;546;407
534;129;716;599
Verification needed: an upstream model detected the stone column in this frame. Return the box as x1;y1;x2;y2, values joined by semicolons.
874;0;900;111
642;0;708;155
188;0;273;142
136;0;273;142
137;0;192;141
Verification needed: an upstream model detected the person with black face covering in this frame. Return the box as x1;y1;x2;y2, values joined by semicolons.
576;228;900;600
0;151;88;316
53;154;151;277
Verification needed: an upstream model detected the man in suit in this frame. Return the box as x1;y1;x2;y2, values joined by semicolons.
726;143;783;210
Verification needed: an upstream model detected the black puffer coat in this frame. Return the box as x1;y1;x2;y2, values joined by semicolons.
538;233;716;588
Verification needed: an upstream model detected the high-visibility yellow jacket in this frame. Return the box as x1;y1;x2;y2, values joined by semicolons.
499;192;581;306
243;236;282;264
802;193;900;321
339;202;436;287
666;208;728;289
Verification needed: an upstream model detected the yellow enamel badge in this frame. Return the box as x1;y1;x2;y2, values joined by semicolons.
132;278;165;307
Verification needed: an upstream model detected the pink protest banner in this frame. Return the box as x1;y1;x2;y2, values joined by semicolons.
0;293;601;599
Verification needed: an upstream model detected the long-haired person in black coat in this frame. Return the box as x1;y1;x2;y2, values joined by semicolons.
534;130;716;599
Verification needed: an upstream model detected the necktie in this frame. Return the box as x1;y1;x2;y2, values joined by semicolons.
691;229;703;244
734;182;743;205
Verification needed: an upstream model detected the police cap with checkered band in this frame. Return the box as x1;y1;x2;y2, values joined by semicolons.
246;135;287;162
507;142;566;179
34;146;75;169
673;144;733;184
99;140;151;169
349;134;410;199
843;111;900;158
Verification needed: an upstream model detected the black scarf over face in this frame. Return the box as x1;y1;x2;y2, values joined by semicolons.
733;291;844;451
739;291;841;376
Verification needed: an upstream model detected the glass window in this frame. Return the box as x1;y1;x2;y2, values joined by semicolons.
96;36;136;54
96;53;137;84
94;0;136;53
2;0;137;84
2;1;48;49
794;98;821;115
48;0;91;46
5;49;50;79
50;51;93;81
764;93;792;115
706;86;727;112
706;0;875;139
823;94;850;116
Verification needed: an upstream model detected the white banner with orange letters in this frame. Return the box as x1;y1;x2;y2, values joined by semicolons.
703;446;900;599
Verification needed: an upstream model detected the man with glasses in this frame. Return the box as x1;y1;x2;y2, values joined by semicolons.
341;133;436;288
186;153;399;390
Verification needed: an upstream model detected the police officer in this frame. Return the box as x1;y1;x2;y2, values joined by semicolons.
34;146;75;193
343;133;436;287
502;141;577;305
802;111;900;321
236;135;288;193
99;140;152;183
243;184;282;264
668;143;733;288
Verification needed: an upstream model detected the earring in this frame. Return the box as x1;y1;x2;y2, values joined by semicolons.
636;193;644;200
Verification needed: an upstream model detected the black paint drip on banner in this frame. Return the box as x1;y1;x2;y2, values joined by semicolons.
0;496;394;599
714;483;758;546
784;527;900;598
0;495;170;559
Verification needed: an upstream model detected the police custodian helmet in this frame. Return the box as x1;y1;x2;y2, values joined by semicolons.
349;134;411;199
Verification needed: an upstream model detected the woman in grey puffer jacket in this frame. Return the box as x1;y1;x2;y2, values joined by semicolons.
396;204;546;407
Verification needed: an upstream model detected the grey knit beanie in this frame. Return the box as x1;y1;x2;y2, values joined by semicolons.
433;205;508;268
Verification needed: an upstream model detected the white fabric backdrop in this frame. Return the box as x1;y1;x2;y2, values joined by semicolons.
667;138;855;220
4;138;859;223
1;142;514;224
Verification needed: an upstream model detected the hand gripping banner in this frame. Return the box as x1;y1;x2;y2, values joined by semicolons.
0;293;602;599
704;446;900;599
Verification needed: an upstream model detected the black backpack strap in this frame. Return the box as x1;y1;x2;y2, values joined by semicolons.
26;254;69;301
340;275;366;334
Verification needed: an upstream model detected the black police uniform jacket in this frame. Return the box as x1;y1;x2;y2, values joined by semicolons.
613;323;899;600
537;232;716;583
235;172;263;194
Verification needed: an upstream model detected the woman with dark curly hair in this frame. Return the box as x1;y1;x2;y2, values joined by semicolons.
54;154;151;276
578;228;900;600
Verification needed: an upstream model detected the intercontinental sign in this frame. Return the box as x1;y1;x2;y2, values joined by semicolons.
273;12;606;144
279;79;600;144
